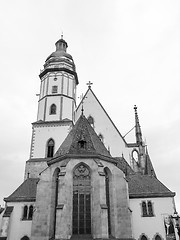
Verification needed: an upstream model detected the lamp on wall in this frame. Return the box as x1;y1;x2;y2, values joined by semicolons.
171;211;180;238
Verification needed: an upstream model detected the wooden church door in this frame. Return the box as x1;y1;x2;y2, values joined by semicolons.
73;164;91;235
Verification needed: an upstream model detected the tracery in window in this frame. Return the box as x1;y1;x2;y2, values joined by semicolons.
73;164;91;235
50;104;56;115
47;139;55;158
141;201;154;217
22;205;33;221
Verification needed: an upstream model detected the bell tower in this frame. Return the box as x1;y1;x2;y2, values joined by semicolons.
37;36;78;122
25;37;78;179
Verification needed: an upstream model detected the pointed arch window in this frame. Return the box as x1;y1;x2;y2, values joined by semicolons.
140;235;148;240
28;205;33;220
141;201;154;217
73;164;91;235
155;235;162;240
22;205;28;220
47;139;55;158
50;104;56;115
104;168;111;235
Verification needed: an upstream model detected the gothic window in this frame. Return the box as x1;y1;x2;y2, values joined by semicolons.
73;164;91;235
132;149;139;162
21;236;30;240
155;235;162;240
28;205;33;220
140;235;148;240
22;205;28;220
22;205;33;221
52;85;58;93
104;168;111;235
47;139;55;158
50;104;56;115
141;201;154;217
147;201;153;216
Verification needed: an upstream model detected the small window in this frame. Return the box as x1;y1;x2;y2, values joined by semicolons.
52;85;58;93
78;140;86;149
22;205;28;220
147;201;153;216
21;236;30;240
155;235;162;240
47;139;55;158
141;201;154;217
50;104;56;115
98;133;104;142
141;235;148;240
87;115;94;127
28;205;33;220
142;201;148;216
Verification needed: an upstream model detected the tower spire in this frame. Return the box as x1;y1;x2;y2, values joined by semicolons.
134;105;143;145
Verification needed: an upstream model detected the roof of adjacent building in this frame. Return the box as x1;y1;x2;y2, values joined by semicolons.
4;178;39;202
127;174;175;198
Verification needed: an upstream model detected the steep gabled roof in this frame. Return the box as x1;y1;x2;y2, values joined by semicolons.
50;114;111;163
4;178;39;202
128;174;175;198
75;87;128;146
144;148;157;178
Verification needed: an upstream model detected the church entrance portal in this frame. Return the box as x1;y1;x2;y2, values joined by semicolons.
73;164;91;235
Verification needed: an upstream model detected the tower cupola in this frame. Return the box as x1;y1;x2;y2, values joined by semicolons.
55;38;68;52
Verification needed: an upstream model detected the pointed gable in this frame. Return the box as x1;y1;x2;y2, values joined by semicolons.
75;87;131;159
50;114;111;163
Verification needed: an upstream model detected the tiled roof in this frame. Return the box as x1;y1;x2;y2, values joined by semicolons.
127;174;175;198
114;157;134;175
52;114;111;160
144;151;157;178
3;206;14;217
4;178;39;202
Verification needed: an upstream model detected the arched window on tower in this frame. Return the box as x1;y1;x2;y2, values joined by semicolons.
47;139;55;158
50;104;56;115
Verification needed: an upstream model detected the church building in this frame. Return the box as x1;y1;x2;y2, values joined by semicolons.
0;37;178;240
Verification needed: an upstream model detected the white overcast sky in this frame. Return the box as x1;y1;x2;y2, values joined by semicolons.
0;0;180;212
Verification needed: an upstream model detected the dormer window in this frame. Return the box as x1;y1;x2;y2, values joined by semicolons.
52;85;58;93
78;140;86;149
87;115;94;128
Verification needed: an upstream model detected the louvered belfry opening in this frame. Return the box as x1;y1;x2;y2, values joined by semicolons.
73;164;91;235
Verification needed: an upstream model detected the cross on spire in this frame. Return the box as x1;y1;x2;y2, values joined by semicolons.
86;81;93;88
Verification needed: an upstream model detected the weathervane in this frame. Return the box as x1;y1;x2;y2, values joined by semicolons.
86;81;93;88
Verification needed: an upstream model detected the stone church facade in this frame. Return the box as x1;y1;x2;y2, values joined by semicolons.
0;37;178;240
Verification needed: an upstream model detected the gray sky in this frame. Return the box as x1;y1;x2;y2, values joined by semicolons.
0;0;180;212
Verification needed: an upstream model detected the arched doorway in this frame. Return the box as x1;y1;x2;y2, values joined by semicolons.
72;164;91;235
